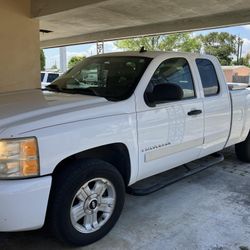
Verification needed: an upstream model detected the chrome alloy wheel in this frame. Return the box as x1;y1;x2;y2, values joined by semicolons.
70;178;116;234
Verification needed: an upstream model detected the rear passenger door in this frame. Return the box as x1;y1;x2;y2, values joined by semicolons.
136;57;204;180
195;58;231;157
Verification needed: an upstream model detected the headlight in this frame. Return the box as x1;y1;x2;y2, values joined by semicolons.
0;137;40;179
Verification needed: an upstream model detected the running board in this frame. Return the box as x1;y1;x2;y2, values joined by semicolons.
127;153;224;196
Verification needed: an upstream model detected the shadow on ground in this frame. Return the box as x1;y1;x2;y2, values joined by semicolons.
1;147;250;250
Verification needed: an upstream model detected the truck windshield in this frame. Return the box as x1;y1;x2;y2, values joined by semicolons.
49;56;152;101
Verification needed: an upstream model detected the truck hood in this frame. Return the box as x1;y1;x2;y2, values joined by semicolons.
0;89;131;136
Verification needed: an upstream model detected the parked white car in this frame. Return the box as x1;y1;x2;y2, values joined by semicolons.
41;71;62;88
1;51;250;246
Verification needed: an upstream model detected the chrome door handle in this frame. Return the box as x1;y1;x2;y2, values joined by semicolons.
187;110;202;116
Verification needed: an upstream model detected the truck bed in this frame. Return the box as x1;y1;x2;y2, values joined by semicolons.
226;85;250;147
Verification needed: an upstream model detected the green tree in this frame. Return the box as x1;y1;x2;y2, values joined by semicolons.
115;36;162;51
40;49;45;70
199;32;237;66
244;53;250;66
51;64;58;70
233;53;250;67
68;56;86;69
115;33;201;53
159;33;201;52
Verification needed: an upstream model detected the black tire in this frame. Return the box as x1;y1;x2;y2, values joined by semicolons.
235;133;250;162
47;159;125;246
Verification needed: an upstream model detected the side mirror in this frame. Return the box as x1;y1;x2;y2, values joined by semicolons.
146;83;183;106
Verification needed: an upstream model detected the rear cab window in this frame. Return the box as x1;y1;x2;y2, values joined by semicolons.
196;59;220;96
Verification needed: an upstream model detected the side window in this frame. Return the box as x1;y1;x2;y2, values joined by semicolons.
196;59;220;96
47;73;59;83
41;73;45;82
146;58;195;101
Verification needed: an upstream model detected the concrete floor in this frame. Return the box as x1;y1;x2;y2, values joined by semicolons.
1;147;250;250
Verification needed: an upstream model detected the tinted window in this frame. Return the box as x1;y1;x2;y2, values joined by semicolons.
146;58;195;100
52;56;152;101
41;73;45;82
47;73;59;83
196;59;220;96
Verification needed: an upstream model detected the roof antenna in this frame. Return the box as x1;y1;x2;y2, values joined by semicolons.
139;46;147;53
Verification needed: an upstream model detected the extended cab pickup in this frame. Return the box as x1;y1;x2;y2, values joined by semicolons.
1;51;250;246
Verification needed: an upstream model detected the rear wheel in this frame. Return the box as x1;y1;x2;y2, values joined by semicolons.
235;133;250;162
47;159;125;246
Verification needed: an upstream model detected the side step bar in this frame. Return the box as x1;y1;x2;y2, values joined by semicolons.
127;153;224;196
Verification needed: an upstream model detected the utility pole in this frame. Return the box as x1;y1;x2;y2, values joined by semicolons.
236;36;243;65
237;37;240;64
96;41;104;54
239;39;243;63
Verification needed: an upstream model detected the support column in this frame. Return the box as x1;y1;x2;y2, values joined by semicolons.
0;0;40;93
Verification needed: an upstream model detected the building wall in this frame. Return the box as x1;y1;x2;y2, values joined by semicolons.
223;66;250;82
223;70;233;82
0;0;40;93
233;67;250;76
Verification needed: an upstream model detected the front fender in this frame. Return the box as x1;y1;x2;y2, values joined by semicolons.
20;114;139;185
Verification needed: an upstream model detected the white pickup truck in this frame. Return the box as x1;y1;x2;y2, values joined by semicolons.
1;51;250;246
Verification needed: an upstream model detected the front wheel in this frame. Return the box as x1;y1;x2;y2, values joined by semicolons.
235;133;250;162
47;159;125;246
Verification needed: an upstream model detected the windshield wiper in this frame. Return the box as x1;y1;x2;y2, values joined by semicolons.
42;84;62;92
60;87;112;101
61;88;97;96
43;86;115;101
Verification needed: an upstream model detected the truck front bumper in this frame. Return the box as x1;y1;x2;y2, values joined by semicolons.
0;176;52;232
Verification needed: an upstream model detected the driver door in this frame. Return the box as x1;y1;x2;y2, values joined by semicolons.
136;57;204;180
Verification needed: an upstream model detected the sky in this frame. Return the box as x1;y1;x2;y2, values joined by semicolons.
43;24;250;70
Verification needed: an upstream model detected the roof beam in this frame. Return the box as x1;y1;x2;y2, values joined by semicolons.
40;8;250;48
31;0;108;18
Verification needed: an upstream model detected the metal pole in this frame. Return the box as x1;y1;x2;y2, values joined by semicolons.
96;42;104;54
240;40;243;63
60;47;67;72
237;37;240;64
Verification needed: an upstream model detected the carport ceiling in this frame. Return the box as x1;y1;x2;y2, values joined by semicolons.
33;0;250;48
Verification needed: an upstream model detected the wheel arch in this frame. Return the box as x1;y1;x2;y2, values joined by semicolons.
52;143;131;186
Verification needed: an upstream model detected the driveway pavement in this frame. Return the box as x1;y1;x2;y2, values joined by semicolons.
1;147;250;250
